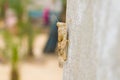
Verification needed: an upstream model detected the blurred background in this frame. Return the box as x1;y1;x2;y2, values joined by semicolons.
0;0;66;80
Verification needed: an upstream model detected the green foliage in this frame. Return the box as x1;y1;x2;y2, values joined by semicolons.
8;0;24;20
3;30;19;80
0;0;5;18
62;0;66;7
11;44;18;66
3;30;19;62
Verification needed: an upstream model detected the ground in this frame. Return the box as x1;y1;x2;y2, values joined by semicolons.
0;34;62;80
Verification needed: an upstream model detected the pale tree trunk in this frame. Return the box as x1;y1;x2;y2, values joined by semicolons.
94;0;120;80
63;0;96;80
63;0;120;80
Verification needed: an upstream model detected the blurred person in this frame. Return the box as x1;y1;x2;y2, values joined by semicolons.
5;8;18;35
44;0;63;53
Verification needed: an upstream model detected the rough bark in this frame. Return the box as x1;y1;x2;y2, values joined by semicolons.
63;0;120;80
63;0;96;80
94;0;120;80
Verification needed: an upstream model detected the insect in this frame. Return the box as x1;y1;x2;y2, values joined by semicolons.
56;22;69;68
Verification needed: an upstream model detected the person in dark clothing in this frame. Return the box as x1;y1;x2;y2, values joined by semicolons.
43;0;63;53
43;18;58;53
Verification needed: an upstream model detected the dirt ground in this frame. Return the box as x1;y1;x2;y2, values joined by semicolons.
0;34;62;80
0;56;62;80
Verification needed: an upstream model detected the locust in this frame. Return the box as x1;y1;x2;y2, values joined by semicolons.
56;22;69;68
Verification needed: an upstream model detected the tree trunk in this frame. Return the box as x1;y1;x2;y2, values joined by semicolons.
63;0;120;80
11;66;19;80
93;0;120;80
63;0;96;80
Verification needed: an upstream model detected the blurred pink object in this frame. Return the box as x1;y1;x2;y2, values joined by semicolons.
5;9;18;28
43;8;50;25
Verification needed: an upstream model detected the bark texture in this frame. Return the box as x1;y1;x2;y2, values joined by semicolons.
63;0;120;80
94;0;120;80
63;0;96;80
